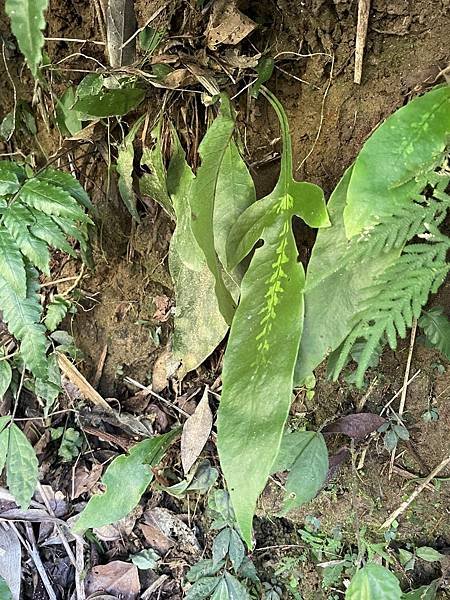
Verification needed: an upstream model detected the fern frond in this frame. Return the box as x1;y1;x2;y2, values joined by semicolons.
0;228;27;297
0;263;48;379
30;212;76;256
44;296;71;332
3;204;50;274
19;179;90;222
331;170;450;387
38;168;93;210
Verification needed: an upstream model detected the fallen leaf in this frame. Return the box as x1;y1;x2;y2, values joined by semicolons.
94;509;140;541
323;413;386;440
106;0;137;67
0;523;21;600
85;561;140;600
72;463;104;499
206;0;257;50
181;388;213;474
152;348;179;392
143;507;201;556
152;295;171;322
140;522;174;554
326;447;350;482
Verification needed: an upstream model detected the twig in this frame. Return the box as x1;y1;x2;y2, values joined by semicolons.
354;0;371;84
379;369;421;416
124;376;190;418
399;319;417;417
119;4;168;51
44;37;105;45
75;537;86;600
381;455;450;529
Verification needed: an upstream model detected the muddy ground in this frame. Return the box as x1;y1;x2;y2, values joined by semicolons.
1;0;450;598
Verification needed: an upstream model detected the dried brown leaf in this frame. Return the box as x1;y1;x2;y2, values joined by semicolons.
72;463;104;499
181;388;213;474
85;561;140;600
323;413;385;440
143;507;201;556
206;0;257;50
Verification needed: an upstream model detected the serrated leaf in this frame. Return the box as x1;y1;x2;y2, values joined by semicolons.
217;90;328;547
213;528;231;566
415;547;443;562
187;560;225;583
117;115;144;222
73;88;145;118
140;124;175;219
168;129;228;376
0;359;12;401
38;168;92;210
44;296;71;332
73;429;178;532
0;228;26;297
271;430;328;514
0;575;12;600
6;423;39;509
185;577;221;600
189;95;238;325
30;213;76;256
3;204;50;274
5;0;48;77
0;163;20;195
346;564;401;600
419;307;450;359
19;179;89;222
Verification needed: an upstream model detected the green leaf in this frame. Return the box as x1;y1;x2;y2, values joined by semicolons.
0;575;12;600
3;204;51;274
37;168;92;210
251;57;274;99
346;564;401;600
0;264;48;379
187;560;225;583
213;527;232;565
185;577;221;600
131;548;160;570
6;423;39;509
168;130;228;376
0;163;20;195
415;547;444;562
44;295;71;332
140;124;175;219
214;140;255;274
73;88;145;118
0;111;15;142
139;26;165;53
189;95;238;325
223;573;250;599
344;86;450;238
35;352;61;415
402;580;439;599
228;529;245;572
0;358;12;398
0;417;11;475
217;89;328;547
272;430;328;514
30;212;77;256
19;179;90;222
5;0;48;77
418;307;450;359
117;115;145;222
0;228;27;297
73;429;178;532
211;579;229;600
76;74;104;99
55;87;83;137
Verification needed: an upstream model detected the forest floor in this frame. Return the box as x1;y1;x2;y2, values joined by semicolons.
0;0;450;598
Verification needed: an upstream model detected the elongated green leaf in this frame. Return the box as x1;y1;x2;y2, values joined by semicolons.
346;564;401;600
5;0;48;77
55;87;83;137
214;140;255;274
415;547;443;562
218;89;328;547
6;423;39;509
0;575;12;600
0;163;20;195
189;95;237;325
44;296;71;332
73;88;145;118
0;228;27;297
272;430;328;514
294;168;398;383
76;74;104;99
3;204;50;274
418;308;450;359
344;86;450;238
140;125;175;219
223;573;250;599
211;579;229;600
74;429;178;532
38;168;92;210
185;577;221;600
168;130;228;376
0;417;11;475
117;116;144;222
0;359;12;398
19;180;90;222
186;560;225;583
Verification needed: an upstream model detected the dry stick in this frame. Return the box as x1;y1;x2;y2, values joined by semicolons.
389;319;418;479
354;0;371;84
381;455;450;529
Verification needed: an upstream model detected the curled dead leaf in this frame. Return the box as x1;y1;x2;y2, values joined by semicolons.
85;561;140;600
181;388;213;474
206;0;257;50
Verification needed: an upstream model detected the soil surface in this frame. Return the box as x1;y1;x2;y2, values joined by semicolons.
0;0;449;598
